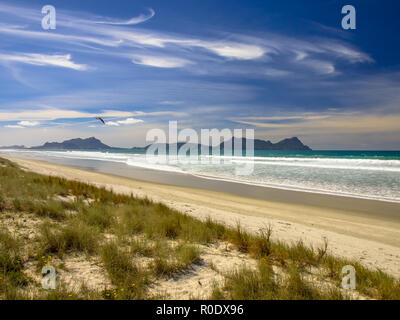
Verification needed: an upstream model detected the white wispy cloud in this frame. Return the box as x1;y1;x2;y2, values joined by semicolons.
117;118;144;125
0;3;373;76
0;108;183;123
318;42;373;63
105;118;143;126
232;112;400;135
18;120;40;127
0;23;268;62
299;59;336;75
2;112;144;128
93;8;155;25
105;121;120;126
239;115;330;121
0;25;123;48
0;53;88;70
4;120;40;129
4;125;23;129
0;109;128;121
201;43;266;60
132;55;193;68
0;3;154;27
129;110;188;117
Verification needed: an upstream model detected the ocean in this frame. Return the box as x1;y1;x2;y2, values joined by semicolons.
2;149;400;203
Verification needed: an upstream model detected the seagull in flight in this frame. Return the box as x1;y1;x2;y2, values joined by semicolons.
95;117;105;125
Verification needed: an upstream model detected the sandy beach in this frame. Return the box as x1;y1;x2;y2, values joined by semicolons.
3;155;400;278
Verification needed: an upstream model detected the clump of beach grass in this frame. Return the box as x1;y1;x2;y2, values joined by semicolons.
78;204;115;230
216;261;348;300
150;243;202;277
100;241;148;299
37;220;100;258
0;229;29;297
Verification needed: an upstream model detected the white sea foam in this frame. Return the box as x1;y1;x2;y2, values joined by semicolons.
2;149;400;202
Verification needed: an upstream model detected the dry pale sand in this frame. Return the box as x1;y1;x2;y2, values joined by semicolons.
5;156;400;279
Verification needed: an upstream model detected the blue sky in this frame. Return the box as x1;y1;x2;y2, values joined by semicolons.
0;0;399;149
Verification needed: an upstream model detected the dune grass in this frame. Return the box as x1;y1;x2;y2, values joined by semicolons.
37;220;100;257
212;260;348;300
0;156;400;300
150;243;202;277
0;228;30;298
100;241;148;299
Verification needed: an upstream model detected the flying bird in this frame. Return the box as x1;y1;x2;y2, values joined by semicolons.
95;117;105;125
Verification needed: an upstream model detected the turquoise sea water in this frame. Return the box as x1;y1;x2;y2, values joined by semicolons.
2;149;400;202
254;150;400;160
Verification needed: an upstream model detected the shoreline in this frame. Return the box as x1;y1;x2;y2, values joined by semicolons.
2;151;400;216
3;154;400;278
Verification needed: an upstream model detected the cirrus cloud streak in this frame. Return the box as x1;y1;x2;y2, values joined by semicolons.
0;53;88;70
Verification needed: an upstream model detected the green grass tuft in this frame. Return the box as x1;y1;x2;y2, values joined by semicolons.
38;220;100;257
101;242;148;299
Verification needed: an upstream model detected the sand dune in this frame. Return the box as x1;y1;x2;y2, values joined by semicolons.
4;155;400;278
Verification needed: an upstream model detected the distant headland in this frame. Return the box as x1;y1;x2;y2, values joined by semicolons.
0;136;312;151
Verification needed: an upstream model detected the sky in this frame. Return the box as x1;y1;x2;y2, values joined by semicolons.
0;0;399;149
